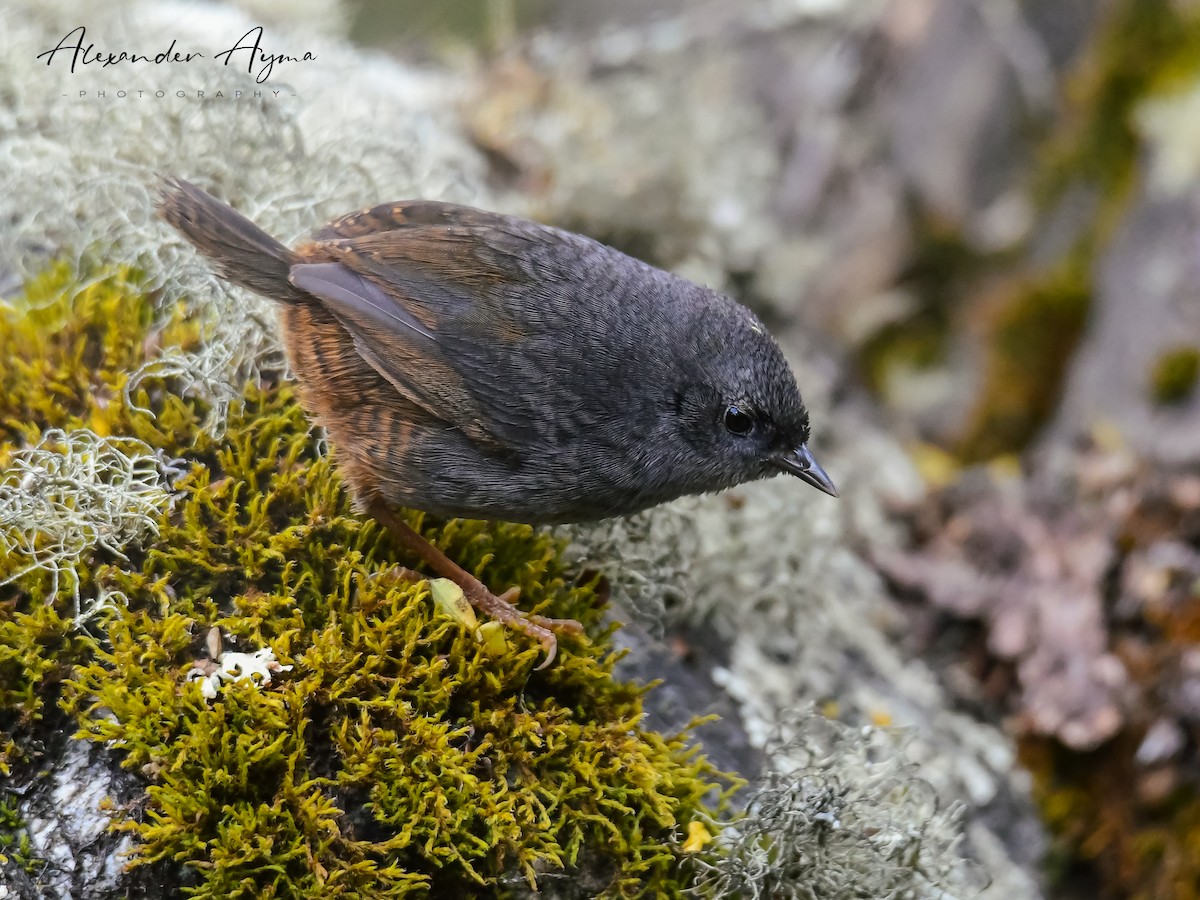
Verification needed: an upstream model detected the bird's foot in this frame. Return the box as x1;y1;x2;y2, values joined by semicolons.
466;586;584;670
368;501;584;669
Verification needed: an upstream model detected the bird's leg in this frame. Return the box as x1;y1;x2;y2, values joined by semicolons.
367;500;584;669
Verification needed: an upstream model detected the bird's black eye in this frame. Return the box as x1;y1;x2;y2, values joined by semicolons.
723;405;755;436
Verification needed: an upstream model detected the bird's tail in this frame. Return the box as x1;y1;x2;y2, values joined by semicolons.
157;176;305;303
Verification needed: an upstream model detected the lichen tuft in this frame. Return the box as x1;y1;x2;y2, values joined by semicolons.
687;712;986;899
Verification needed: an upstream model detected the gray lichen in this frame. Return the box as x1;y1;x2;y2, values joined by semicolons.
0;429;178;615
688;712;988;899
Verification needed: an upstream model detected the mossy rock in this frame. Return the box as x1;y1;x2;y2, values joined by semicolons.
0;263;731;898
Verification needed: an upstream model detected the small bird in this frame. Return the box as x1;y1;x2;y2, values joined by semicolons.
158;178;836;666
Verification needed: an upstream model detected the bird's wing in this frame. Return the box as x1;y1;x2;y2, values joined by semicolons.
308;200;515;242
289;203;586;453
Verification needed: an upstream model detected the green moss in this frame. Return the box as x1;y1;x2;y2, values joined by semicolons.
955;0;1200;461
0;262;205;775
0;600;90;773
1037;0;1200;209
66;384;727;897
1150;346;1200;406
1;262;732;896
0;261;204;451
860;0;1200;464
0;792;38;873
955;258;1092;462
859;222;983;397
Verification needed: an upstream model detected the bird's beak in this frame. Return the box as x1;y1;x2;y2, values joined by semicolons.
772;444;838;498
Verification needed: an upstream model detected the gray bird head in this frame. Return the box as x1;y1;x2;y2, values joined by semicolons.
667;299;837;500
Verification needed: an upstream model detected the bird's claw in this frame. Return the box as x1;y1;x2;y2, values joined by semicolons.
534;634;558;671
468;584;583;670
499;586;586;639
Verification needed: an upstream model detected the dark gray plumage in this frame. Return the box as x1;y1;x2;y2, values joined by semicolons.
158;176;835;663
159;178;835;522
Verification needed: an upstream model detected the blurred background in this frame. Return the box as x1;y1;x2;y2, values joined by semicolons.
340;1;1200;896
3;0;1200;896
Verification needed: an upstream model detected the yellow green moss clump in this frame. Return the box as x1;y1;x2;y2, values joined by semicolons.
0;793;35;872
0;263;732;897
0;262;205;780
